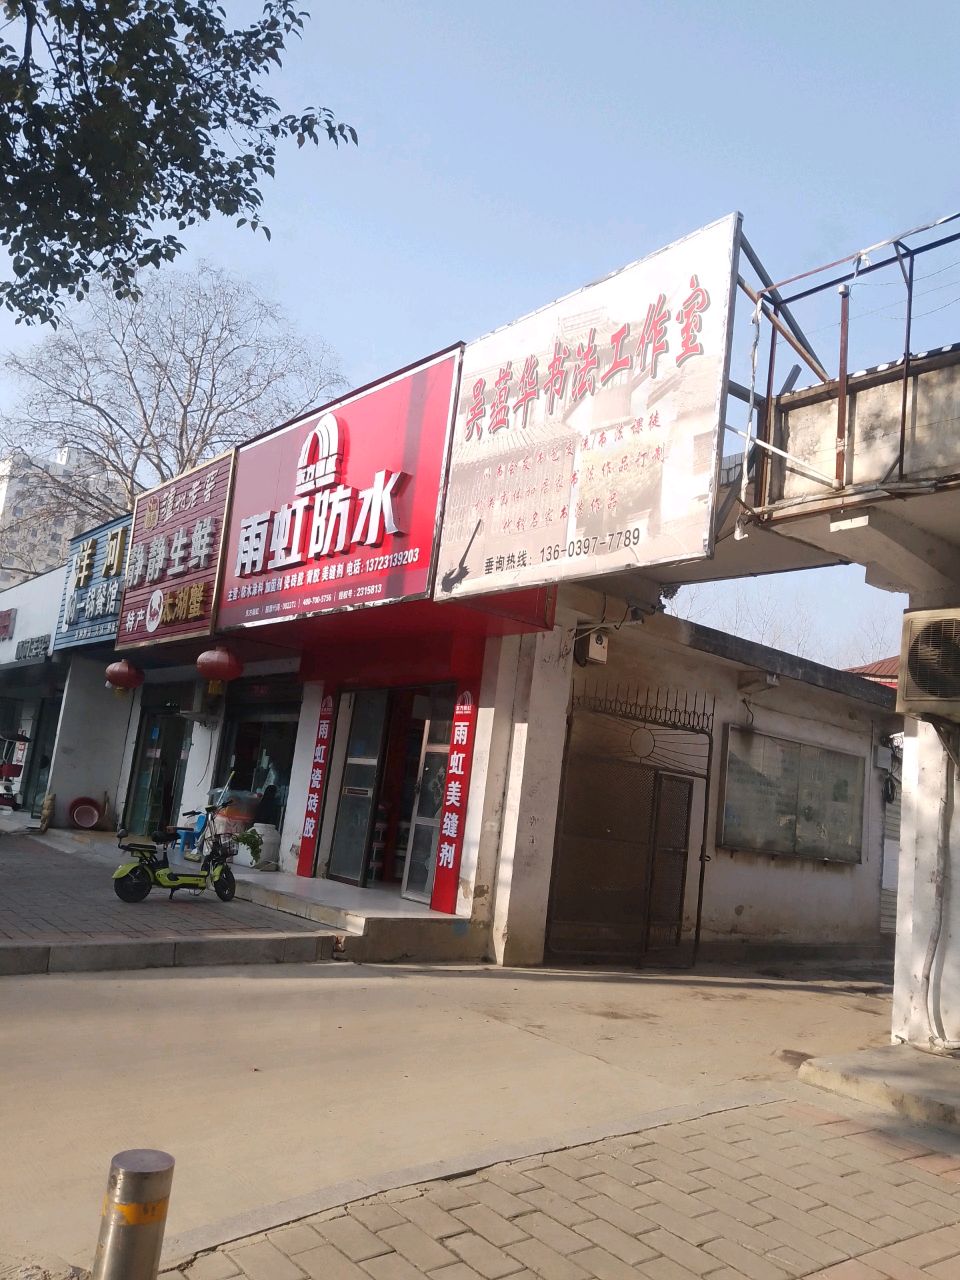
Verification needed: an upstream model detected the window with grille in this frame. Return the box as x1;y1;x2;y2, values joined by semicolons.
719;725;864;864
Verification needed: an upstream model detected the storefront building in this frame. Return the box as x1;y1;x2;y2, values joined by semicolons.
111;454;245;836
46;514;133;827
44;212;896;965
0;566;68;814
214;345;554;913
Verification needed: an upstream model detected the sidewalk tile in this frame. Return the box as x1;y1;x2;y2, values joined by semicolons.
504;1239;589;1280
379;1222;458;1270
571;1217;657;1264
362;1256;431;1280
449;1232;525;1278
298;1245;370;1280
315;1217;393;1262
353;1203;408;1232
512;1212;585;1256
701;1237;790;1280
188;1257;241;1280
641;1229;718;1276
859;1249;944;1280
399;1196;471;1240
518;1190;594;1227
267;1224;322;1256
453;1203;529;1246
228;1241;306;1280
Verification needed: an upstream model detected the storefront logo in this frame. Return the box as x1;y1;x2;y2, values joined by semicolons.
295;413;342;497
145;589;164;633
0;609;16;642
235;416;408;578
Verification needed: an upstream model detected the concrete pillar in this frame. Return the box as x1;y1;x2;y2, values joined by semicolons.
490;616;575;966
892;717;960;1046
48;656;137;827
456;635;520;927
178;705;225;817
279;680;325;873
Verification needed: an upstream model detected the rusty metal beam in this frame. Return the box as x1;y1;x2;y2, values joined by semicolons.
739;234;825;375
737;277;830;383
836;285;850;486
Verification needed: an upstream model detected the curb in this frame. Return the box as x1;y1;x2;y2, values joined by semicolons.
799;1044;960;1133
160;1087;784;1267
0;931;335;976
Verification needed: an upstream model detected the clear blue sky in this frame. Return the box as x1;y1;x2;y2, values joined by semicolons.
8;0;960;661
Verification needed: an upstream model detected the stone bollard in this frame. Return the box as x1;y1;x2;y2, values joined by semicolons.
92;1149;175;1280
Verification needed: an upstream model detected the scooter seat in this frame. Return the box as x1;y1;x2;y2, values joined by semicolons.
122;834;158;852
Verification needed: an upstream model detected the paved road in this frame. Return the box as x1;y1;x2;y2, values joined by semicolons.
171;1095;960;1280
0;956;894;1267
0;833;322;942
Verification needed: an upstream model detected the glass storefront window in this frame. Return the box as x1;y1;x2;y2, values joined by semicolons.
216;715;298;831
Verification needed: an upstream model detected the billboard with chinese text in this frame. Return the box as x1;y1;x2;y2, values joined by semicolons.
434;214;741;598
54;513;132;650
217;348;461;630
115;454;234;649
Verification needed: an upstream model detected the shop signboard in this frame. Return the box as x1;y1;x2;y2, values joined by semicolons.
54;514;132;649
430;685;478;914
217;347;462;630
297;694;336;876
115;454;235;649
434;214;741;599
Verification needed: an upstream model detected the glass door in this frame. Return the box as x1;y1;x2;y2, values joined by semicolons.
402;689;455;903
124;713;191;836
327;689;389;885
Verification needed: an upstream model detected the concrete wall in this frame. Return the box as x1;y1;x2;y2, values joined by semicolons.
48;655;136;826
777;358;960;501
562;612;894;947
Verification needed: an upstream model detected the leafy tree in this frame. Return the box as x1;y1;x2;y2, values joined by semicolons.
0;0;355;324
0;262;344;576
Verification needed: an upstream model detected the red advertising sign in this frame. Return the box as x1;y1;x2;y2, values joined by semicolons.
430;686;478;914
116;454;235;649
217;348;462;630
297;694;336;876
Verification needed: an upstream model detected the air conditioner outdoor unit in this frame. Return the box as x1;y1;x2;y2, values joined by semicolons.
897;607;960;723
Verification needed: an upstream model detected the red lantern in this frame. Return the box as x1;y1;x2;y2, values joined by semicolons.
105;659;144;691
196;646;244;694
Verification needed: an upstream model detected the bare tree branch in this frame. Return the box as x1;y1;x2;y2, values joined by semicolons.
0;262;345;534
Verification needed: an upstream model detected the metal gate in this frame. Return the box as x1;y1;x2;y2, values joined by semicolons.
546;685;714;966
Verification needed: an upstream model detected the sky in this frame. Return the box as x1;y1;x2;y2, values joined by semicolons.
5;0;960;663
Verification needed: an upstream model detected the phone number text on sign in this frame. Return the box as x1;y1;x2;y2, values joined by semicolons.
538;527;646;564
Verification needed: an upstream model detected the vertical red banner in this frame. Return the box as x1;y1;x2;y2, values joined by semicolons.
296;693;336;876
430;686;479;914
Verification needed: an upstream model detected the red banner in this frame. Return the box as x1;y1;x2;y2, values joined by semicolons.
430;686;479;914
116;454;234;649
218;349;461;630
296;694;336;876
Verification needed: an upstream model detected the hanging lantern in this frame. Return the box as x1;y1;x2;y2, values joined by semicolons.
105;659;144;691
196;645;244;695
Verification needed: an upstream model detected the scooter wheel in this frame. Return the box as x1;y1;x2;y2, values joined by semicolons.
214;866;236;902
114;867;152;902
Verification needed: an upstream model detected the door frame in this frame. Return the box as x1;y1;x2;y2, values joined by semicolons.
400;721;450;903
643;771;695;953
325;689;390;887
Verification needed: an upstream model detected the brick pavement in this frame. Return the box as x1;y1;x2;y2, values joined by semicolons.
166;1099;960;1280
0;833;323;942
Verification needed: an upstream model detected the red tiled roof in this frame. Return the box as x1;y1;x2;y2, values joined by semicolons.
845;656;898;688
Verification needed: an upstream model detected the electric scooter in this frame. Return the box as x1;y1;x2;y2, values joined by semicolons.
112;780;237;903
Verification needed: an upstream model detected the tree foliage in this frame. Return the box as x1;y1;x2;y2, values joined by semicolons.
0;0;355;324
0;262;344;570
